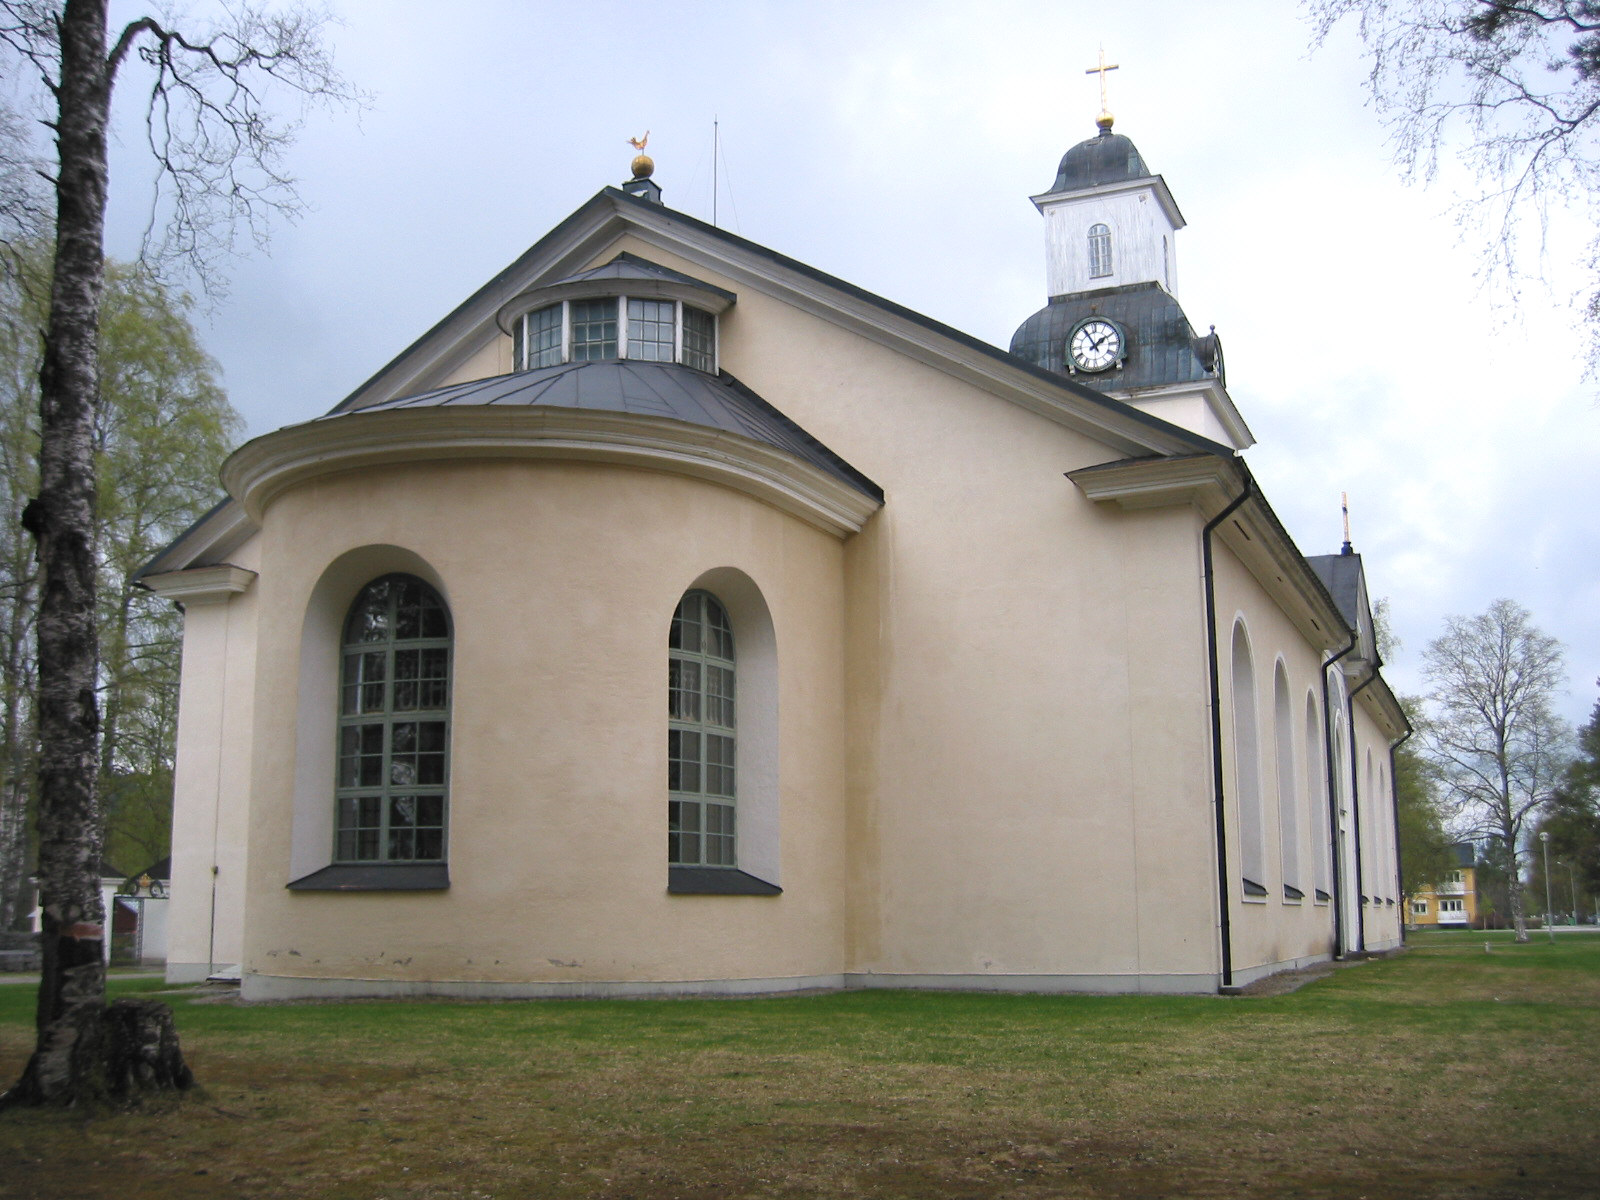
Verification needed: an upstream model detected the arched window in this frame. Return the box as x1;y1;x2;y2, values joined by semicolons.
1305;691;1331;901
336;575;451;863
669;590;736;867
1088;223;1113;278
1230;621;1266;895
1274;663;1301;900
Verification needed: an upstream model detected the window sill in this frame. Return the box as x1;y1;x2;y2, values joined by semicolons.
287;864;449;891
668;867;781;896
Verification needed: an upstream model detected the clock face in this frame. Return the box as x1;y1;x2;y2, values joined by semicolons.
1068;319;1123;373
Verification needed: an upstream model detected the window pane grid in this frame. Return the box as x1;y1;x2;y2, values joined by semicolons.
526;304;561;368
1088;223;1113;278
668;591;736;867
627;298;675;362
682;307;715;372
336;575;451;864
569;298;617;360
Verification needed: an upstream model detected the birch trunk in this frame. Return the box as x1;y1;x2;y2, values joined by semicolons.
2;0;190;1108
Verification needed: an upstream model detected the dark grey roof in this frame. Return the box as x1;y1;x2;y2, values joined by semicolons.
1008;282;1222;392
550;251;736;306
1047;128;1151;193
339;360;882;501
1305;552;1364;630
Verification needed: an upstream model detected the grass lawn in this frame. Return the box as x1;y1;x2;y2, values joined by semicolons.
2;931;1597;1199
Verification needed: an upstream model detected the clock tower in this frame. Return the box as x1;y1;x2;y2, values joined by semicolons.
1009;75;1252;451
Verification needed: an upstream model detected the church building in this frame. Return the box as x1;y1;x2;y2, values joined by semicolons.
143;108;1407;999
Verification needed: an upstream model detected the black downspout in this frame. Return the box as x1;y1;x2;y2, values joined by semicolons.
1321;637;1357;959
1203;479;1252;991
1389;729;1414;947
1347;669;1379;954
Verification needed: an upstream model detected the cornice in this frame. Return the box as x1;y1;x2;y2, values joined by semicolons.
1108;377;1255;452
1029;173;1186;231
222;405;882;539
140;563;258;605
135;499;256;580
1068;454;1348;651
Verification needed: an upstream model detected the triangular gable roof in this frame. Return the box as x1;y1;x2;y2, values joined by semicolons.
332;187;1229;459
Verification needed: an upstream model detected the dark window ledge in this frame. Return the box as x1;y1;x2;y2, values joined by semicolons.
1283;884;1305;901
287;864;449;891
668;867;781;895
1242;878;1268;898
1315;889;1332;903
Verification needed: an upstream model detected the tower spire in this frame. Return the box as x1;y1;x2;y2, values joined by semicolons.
1085;46;1119;131
1340;492;1354;555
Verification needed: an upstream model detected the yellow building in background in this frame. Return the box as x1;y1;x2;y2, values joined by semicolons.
1408;842;1478;928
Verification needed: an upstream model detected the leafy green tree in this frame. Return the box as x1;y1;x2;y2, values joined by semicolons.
1309;2;1600;375
1393;700;1457;908
1422;599;1571;942
0;251;238;926
1534;686;1600;920
1369;603;1457;908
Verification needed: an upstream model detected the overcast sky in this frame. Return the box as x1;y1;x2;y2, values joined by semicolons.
85;0;1598;727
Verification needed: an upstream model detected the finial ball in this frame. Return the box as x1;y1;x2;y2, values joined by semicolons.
631;153;655;180
1095;111;1115;131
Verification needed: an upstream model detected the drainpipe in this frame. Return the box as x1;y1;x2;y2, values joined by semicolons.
1347;669;1379;953
1321;636;1357;958
1203;476;1252;991
1389;728;1414;945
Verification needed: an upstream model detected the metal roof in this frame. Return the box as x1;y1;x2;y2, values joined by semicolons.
1008;282;1221;392
1047;128;1152;193
1305;552;1365;631
550;250;737;305
336;360;883;502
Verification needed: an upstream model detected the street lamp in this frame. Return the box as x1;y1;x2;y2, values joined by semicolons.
1539;831;1555;943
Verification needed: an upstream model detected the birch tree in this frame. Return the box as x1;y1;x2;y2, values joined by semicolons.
1422;598;1571;942
0;0;351;1109
1309;2;1600;375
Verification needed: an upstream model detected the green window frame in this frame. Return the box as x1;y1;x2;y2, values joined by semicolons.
336;575;451;863
668;590;736;867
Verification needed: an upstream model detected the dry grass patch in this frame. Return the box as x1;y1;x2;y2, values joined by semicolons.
3;932;1598;1198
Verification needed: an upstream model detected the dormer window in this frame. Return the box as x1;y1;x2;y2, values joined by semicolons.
499;253;736;376
507;296;721;373
1088;223;1113;278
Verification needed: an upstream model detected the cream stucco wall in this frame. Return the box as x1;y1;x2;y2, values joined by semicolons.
164;539;260;983
239;459;853;997
1212;543;1345;981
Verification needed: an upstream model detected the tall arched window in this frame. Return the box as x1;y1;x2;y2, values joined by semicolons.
336;575;451;863
1230;621;1266;895
1305;691;1331;901
669;590;736;867
1088;223;1113;278
1273;663;1301;900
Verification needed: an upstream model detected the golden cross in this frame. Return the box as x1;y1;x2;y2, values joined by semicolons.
1085;46;1119;119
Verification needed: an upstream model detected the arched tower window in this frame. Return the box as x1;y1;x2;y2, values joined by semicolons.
1088;223;1113;278
336;575;451;863
669;590;736;867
